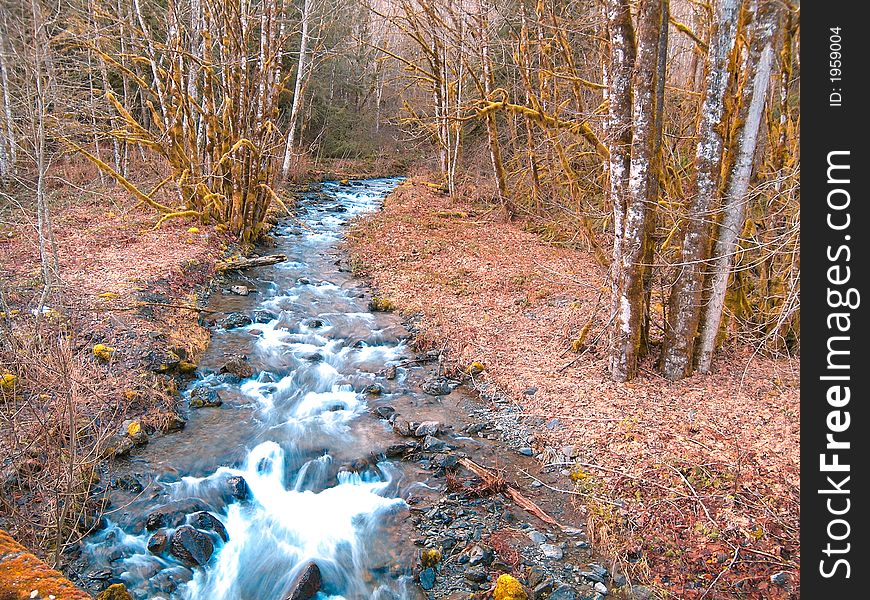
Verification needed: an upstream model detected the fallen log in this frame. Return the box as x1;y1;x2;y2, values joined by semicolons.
216;254;287;273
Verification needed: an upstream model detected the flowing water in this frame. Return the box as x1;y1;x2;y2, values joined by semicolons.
81;177;440;600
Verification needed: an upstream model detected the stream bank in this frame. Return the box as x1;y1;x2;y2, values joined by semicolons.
50;178;639;600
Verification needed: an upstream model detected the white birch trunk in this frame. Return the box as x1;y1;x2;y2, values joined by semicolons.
660;0;740;380
696;2;777;373
282;0;314;178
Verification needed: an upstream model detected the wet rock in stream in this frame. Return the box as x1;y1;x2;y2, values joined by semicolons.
225;475;249;500
285;560;322;600
189;511;229;542
189;386;222;408
169;525;214;567
221;313;253;329
218;354;254;379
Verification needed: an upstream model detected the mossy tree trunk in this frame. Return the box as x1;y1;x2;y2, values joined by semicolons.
660;0;740;381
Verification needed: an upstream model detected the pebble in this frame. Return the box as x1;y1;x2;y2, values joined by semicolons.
548;586;578;600
519;447;534;456
530;480;543;488
230;285;249;296
594;581;608;594
527;530;547;544
419;568;436;590
770;571;787;586
540;543;564;560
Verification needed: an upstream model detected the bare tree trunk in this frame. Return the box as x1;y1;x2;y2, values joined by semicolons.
478;0;509;210
660;0;740;381
30;0;58;310
640;0;669;355
282;0;315;178
696;0;777;373
610;0;662;382
605;0;636;380
0;14;17;182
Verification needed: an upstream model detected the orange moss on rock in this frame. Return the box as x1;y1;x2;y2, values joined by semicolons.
0;530;92;600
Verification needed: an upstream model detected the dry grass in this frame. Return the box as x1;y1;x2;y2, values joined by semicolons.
0;155;222;561
347;178;800;598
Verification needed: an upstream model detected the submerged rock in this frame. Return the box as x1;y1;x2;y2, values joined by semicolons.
253;309;278;324
392;417;412;437
169;525;214;567
146;498;213;531
285;561;322;600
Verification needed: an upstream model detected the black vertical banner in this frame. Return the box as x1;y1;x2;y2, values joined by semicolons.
802;3;867;596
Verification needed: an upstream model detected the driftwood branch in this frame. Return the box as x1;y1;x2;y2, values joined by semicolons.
458;458;563;529
216;254;288;272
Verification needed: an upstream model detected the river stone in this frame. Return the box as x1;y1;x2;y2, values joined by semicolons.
464;566;488;583
285;561;321;600
189;387;222;408
230;285;249;296
422;435;446;452
385;443;417;458
226;475;249;501
375;405;396;420
527;530;547;544
222;313;252;329
414;421;440;437
103;435;134;459
385;365;397;380
392;417;412;437
147;531;168;555
253;309;278;323
219;355;254;379
146;498;212;531
169;525;214;566
549;585;579;600
421;378;454;396
419;567;436;591
189;511;229;542
467;544;494;567
540;543;563;560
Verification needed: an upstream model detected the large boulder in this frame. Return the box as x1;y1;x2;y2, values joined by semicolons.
169;525;214;567
285;560;322;600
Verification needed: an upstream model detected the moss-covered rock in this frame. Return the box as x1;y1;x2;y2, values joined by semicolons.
96;583;134;600
493;574;527;600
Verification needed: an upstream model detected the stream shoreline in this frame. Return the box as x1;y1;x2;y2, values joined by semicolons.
7;177;640;600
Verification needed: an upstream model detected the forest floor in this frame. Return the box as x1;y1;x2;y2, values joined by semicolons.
347;178;801;598
0;160;224;554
